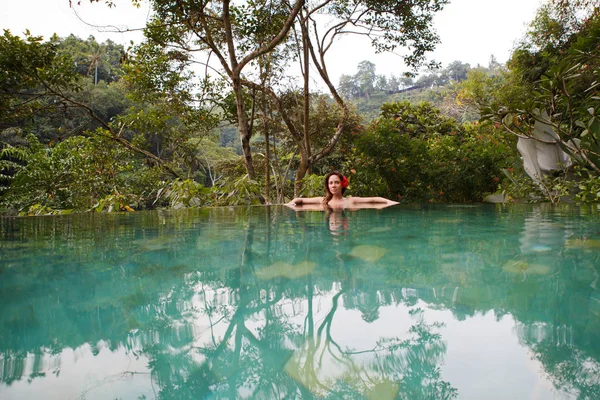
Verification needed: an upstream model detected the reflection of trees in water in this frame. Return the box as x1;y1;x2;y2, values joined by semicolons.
1;205;600;398
286;284;455;399
0;210;456;398
139;223;456;398
516;322;600;398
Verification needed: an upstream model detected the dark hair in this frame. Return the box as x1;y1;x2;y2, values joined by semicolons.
323;171;346;205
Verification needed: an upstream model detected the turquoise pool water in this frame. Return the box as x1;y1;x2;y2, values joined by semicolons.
1;204;599;399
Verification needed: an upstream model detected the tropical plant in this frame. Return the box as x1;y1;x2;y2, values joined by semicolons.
474;3;600;202
346;101;516;202
153;179;210;209
210;174;264;206
0;134;164;215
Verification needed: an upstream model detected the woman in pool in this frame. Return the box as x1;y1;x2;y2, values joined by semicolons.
286;171;398;208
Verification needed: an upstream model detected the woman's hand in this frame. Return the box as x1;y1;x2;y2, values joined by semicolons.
286;198;303;206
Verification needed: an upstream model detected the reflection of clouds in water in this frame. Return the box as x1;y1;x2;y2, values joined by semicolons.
0;342;153;400
519;213;566;255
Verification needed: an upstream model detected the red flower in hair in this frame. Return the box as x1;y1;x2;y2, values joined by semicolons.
341;175;349;188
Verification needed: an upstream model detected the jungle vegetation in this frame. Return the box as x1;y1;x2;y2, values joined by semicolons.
0;0;598;215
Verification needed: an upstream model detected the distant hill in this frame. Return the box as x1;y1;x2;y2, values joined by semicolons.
350;84;478;123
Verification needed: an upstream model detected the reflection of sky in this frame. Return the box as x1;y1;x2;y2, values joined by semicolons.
1;343;152;400
243;290;572;399
438;310;563;400
329;300;569;399
519;215;567;255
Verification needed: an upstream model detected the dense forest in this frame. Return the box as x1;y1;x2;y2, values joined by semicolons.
0;0;598;215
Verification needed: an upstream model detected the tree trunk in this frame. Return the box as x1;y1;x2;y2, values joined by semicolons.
302;17;311;176
294;147;309;197
263;89;271;203
233;78;255;178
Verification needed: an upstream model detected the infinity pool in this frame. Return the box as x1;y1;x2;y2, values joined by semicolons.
1;204;599;399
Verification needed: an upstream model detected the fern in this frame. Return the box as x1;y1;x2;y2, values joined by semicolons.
0;144;30;163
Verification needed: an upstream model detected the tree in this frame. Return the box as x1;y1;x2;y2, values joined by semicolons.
355;60;376;99
58;35;124;84
289;0;448;195
348;101;516;202
477;2;600;201
0;30;209;192
117;0;306;179
338;73;359;99
387;75;401;92
445;60;470;82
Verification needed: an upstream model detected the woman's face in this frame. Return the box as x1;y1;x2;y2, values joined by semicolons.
328;174;342;196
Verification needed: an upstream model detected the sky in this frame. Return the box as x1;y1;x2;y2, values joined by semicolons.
1;0;544;82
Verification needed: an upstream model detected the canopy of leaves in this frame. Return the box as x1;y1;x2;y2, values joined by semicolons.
348;101;516;202
0;31;82;127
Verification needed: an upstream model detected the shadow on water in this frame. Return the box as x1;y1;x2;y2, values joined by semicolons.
0;204;599;399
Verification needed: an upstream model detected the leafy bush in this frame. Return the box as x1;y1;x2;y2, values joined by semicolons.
0;134;165;214
347;102;517;202
299;174;325;198
574;167;600;203
153;178;209;209
209;174;263;206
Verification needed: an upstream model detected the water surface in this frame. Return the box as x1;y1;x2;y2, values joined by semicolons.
1;204;599;399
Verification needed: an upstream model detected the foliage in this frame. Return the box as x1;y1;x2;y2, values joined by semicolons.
0;134;165;215
154;179;210;209
134;0;306;178
324;0;448;69
0;142;29;188
496;165;571;204
347;101;517;202
0;31;82;126
57;34;125;84
189;137;240;186
425;123;516;202
338;59;474;102
209;174;264;206
12;1;597;213
88;192;138;213
299;173;325;198
500;163;600;204
574;168;600;203
473;1;600;202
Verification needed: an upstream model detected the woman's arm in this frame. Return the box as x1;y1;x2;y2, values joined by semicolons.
286;197;324;206
349;197;399;205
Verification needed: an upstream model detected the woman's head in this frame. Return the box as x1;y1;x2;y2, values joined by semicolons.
323;171;348;202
